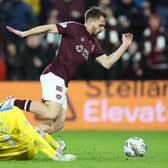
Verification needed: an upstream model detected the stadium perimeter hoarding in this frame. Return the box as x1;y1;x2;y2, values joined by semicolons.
0;80;168;130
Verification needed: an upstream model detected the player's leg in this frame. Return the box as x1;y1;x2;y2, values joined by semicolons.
38;72;67;121
0;98;64;132
37;95;67;133
0;99;63;133
0;101;65;134
36;104;66;133
1;98;64;120
48;109;66;133
28;72;67;133
1;73;67;133
29;100;63;120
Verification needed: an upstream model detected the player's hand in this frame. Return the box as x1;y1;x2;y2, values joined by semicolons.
122;33;133;48
6;26;25;38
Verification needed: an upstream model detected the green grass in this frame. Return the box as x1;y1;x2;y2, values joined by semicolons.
1;131;168;168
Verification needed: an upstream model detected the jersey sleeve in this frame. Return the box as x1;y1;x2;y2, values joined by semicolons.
91;39;105;59
56;21;76;36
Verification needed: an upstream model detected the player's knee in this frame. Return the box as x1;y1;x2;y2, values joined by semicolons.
57;117;65;130
49;122;64;134
57;122;64;130
45;108;62;120
48;116;65;133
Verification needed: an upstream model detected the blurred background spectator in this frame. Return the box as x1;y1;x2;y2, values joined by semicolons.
142;13;168;79
2;0;37;43
114;0;147;43
17;35;46;80
23;0;41;17
0;0;167;81
51;0;85;22
121;40;143;79
149;0;168;28
40;9;61;66
0;26;6;80
5;42;18;80
38;0;52;24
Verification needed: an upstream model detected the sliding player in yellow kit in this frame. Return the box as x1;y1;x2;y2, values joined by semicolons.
0;105;76;161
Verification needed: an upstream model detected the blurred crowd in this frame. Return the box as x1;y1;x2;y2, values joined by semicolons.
0;0;168;81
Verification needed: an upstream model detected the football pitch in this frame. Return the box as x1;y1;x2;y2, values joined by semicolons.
1;131;167;168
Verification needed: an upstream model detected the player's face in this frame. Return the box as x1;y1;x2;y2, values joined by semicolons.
91;16;106;36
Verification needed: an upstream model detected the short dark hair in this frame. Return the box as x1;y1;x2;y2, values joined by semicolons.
84;6;107;22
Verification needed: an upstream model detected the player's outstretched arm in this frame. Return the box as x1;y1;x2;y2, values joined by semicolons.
96;33;133;69
6;24;58;38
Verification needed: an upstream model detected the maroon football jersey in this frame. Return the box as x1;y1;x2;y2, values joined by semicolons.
42;21;105;85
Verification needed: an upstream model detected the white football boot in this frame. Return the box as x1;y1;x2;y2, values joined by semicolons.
53;153;77;161
57;140;66;154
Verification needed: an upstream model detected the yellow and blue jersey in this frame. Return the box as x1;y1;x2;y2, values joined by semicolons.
0;106;56;160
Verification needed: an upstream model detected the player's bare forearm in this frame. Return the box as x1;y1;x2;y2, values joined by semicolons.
6;24;58;38
96;33;133;69
96;43;128;69
106;43;129;68
23;24;58;37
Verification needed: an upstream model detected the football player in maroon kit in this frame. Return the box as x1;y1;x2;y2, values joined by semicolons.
3;7;133;133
